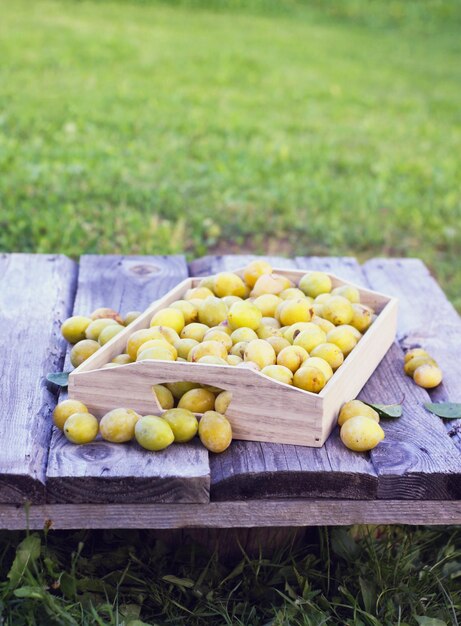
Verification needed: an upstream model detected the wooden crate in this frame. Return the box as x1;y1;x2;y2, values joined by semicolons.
68;268;398;447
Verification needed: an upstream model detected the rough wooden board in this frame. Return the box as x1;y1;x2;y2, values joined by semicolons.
46;255;210;504
0;254;77;503
363;258;461;448
189;255;378;501
2;499;461;530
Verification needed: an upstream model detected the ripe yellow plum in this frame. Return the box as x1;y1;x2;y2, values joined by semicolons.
188;340;228;362
180;323;209;342
174;338;199;360
244;339;276;369
256;324;281;340
170;300;199;324
203;329;233;350
64;412;99;444
184;287;214;301
136;339;177;360
413;363;443;388
213;272;247;298
231;327;258;344
310;343;344;370
277;345;309;372
350;304;373;333
322;296;354;326
197;355;228;365
90;307;124;324
150;308;185;334
404;355;436;376
303;356;333;382
311;315;335;334
70;339;100;368
178;388;216;413
228;301;262;330
293;326;327;353
215;390;233;413
283;322;313;343
147;326;180;344
227;354;243;365
162;408;198;443
293;366;326;393
404;348;429;363
278;299;313;326
198;296;228;327
124;311;142;326
137;346;176;362
135;415;174;451
153;384;175;409
340;416;384;452
53;399;88;430
326;327;358;356
61;316;92;344
253;294;282;317
331;285;360;303
298;272;332;298
266;335;291;355
85;318;119;341
166;382;201;400
221;295;243;308
198;411;232;453
111;353;133;365
230;341;249;359
99;408;140;443
251;273;292;297
261;365;293;385
338;400;379;426
279;288;306;300
243;260;272;288
98;324;125;345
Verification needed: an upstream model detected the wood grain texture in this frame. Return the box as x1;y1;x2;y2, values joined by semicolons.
363;258;461;449
189;255;379;501
46;255;210;504
0;254;77;503
2;499;461;530
311;256;461;499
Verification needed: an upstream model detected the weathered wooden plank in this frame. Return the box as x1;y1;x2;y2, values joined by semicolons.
363;258;461;448
311;256;461;499
2;499;461;530
0;254;77;503
189;255;378;501
299;256;461;499
46;255;210;504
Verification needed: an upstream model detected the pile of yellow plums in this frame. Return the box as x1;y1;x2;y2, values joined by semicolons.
60;260;376;394
338;400;385;452
52;399;232;453
403;348;443;389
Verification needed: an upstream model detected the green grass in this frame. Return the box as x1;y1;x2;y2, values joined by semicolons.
0;526;460;625
1;0;461;307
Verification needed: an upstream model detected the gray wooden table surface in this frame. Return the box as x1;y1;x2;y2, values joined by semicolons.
1;253;460;529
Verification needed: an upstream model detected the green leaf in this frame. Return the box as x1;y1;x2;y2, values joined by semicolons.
7;534;41;588
14;585;45;599
46;371;70;387
162;575;195;589
424;402;461;419
331;528;359;562
415;618;447;626
363;402;402;418
359;576;375;613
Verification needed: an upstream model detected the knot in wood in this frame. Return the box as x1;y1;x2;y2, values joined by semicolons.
129;264;160;276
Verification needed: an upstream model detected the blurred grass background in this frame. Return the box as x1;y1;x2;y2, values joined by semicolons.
1;0;461;307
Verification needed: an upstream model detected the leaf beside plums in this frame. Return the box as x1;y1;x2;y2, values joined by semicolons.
424;402;461;419
46;372;70;387
363;402;402;418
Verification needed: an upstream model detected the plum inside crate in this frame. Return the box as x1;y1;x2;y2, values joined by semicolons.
68;268;398;447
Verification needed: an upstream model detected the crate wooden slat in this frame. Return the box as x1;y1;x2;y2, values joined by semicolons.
0;254;77;503
1;500;461;530
189;255;380;501
363;258;461;450
45;255;210;504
